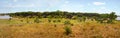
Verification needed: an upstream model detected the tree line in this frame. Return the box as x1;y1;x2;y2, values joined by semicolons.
7;10;117;23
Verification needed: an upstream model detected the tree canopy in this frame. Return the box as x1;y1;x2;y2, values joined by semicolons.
7;11;117;21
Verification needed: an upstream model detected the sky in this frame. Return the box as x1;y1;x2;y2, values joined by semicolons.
0;0;120;15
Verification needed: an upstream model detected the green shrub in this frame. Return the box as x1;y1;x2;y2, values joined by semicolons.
57;20;61;22
64;26;72;35
27;20;29;23
34;18;40;23
48;19;51;22
70;24;73;26
20;20;23;22
64;20;71;25
53;20;61;23
107;20;114;23
53;20;56;23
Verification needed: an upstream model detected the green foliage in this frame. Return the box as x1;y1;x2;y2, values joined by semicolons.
64;26;72;35
34;18;40;23
57;20;61;22
109;12;117;20
100;14;109;18
48;18;51;23
106;12;117;23
20;20;23;22
97;19;104;23
52;20;61;23
107;20;112;23
64;20;71;25
48;19;51;22
97;12;117;23
47;15;52;18
82;16;86;22
8;11;117;24
8;11;101;19
53;20;56;23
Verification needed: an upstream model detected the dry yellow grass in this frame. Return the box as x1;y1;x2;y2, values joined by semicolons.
0;18;120;38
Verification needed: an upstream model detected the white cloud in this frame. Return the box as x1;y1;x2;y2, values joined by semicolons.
93;2;105;5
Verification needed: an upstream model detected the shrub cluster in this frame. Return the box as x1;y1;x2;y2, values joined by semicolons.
64;26;72;35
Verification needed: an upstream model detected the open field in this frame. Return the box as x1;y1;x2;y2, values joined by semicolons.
0;18;120;38
0;0;120;38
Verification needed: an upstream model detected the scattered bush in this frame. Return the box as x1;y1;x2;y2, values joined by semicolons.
54;24;57;27
9;18;12;21
53;20;56;23
48;19;51;22
27;20;29;23
20;20;23;22
34;18;40;23
57;20;61;22
70;24;74;26
107;20;113;23
64;26;72;35
52;20;61;23
64;20;71;25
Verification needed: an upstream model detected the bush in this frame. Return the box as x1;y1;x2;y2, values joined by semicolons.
53;20;56;23
57;20;61;22
9;18;12;21
20;20;23;22
34;18;40;23
53;20;61;23
70;24;73;26
96;19;103;23
64;26;72;35
48;19;51;22
27;20;29;23
54;24;57;27
107;20;114;23
64;20;71;25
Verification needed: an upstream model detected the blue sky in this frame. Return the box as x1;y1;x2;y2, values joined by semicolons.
0;0;120;15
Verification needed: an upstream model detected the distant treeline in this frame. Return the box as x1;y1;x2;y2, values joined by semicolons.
8;11;116;19
5;10;117;23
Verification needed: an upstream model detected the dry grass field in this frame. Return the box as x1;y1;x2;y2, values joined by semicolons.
0;18;120;38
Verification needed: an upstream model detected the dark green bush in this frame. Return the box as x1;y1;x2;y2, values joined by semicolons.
53;20;56;23
48;19;51;22
64;20;71;25
64;26;72;35
20;20;23;22
34;18;40;23
57;20;61;22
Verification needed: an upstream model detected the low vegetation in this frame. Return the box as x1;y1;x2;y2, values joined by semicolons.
0;11;119;38
64;25;72;35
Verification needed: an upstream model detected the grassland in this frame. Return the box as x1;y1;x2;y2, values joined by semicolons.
0;18;120;38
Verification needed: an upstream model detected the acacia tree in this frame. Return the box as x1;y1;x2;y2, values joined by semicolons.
107;12;117;23
109;12;117;20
